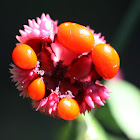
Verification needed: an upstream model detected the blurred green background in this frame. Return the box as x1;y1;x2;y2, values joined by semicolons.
1;0;140;139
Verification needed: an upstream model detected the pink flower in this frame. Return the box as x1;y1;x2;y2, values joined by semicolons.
10;13;110;118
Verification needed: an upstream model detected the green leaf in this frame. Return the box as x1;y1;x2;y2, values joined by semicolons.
56;118;87;140
105;79;140;139
79;112;108;140
108;134;128;140
95;104;122;134
56;112;108;140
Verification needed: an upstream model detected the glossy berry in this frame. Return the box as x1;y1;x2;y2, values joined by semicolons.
28;78;45;101
12;44;37;69
58;98;80;121
92;44;120;80
57;22;95;54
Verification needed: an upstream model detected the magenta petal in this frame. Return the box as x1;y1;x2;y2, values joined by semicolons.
86;26;106;45
102;99;106;103
85;95;95;108
99;91;110;99
36;97;48;111
16;13;58;44
80;101;89;114
53;103;57;111
48;108;53;114
50;100;55;106
9;64;38;98
32;91;59;117
80;83;110;114
90;94;104;106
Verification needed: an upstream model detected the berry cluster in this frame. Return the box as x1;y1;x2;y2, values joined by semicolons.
10;13;120;121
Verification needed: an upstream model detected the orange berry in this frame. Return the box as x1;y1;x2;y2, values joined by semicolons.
12;44;37;69
92;44;120;79
58;98;80;121
28;78;45;101
57;22;95;54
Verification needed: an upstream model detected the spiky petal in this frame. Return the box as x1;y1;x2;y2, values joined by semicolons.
9;61;45;98
9;64;38;98
16;13;58;43
86;26;106;46
32;89;59;117
80;83;111;114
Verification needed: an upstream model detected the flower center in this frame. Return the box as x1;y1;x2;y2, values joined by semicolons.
25;37;102;100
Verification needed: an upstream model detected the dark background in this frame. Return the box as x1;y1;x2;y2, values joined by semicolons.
1;0;140;139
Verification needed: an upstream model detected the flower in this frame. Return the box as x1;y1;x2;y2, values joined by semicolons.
10;13;111;119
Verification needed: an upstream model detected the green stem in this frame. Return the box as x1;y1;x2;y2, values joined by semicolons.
77;112;108;140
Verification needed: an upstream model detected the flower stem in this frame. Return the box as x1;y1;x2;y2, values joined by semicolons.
77;112;108;140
